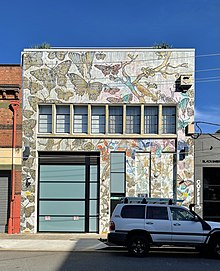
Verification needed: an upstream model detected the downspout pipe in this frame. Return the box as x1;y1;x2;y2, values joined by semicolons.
8;101;20;234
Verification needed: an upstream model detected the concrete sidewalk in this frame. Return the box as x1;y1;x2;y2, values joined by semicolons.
0;233;108;252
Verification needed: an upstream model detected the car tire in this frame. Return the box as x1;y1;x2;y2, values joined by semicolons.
210;237;220;259
127;235;149;257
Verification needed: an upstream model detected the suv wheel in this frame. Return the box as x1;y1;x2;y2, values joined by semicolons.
127;235;149;257
210;237;220;259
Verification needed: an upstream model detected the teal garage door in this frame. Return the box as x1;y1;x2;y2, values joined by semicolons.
38;153;99;232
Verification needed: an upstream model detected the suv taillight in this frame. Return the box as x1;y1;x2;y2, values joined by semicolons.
109;221;115;231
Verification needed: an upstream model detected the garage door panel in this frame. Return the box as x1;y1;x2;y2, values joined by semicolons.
39;216;85;232
0;174;10;232
38;153;99;232
39;183;85;199
39;201;85;215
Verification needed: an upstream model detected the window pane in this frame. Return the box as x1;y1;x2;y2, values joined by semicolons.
56;105;70;133
144;107;158;134
110;152;125;194
109;106;123;134
111;173;125;194
73;106;88;133
39;105;52;133
111;152;125;172
121;205;145;219
146;206;168;220
170;207;194;221
126;106;140;134
91;106;105;134
162;107;176;134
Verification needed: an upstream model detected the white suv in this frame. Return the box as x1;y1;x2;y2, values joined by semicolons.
108;198;220;257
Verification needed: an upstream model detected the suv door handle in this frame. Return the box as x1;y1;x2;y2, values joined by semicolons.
173;223;181;226
146;222;154;225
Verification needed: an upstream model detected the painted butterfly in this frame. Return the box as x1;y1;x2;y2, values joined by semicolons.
23;52;43;70
104;86;120;95
23;76;43;94
48;51;67;61
55;88;74;101
95;52;106;60
68;51;95;77
68;73;102;101
94;64;121;76
30;60;71;92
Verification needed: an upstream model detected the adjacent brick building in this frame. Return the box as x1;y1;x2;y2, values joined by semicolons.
0;65;22;233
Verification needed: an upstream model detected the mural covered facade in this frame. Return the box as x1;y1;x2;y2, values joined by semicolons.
21;48;195;233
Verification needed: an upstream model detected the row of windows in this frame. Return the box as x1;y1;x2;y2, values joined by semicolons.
38;105;176;135
121;205;195;221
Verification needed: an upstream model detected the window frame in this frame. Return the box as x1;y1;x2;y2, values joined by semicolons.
108;106;123;134
38;105;52;134
73;105;88;134
91;106;106;134
162;106;176;134
56;105;70;134
126;106;141;134
110;151;126;196
144;106;158;134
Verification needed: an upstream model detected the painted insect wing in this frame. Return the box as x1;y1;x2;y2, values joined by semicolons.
23;52;43;70
68;73;88;96
23;77;44;94
111;64;121;75
88;81;103;100
83;51;95;74
54;60;71;75
48;51;66;61
68;52;84;75
23;119;37;137
95;52;106;60
57;75;67;87
30;68;56;91
94;64;111;76
55;88;74;101
28;96;44;112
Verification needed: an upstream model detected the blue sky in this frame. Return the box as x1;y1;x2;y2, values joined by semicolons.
0;0;219;133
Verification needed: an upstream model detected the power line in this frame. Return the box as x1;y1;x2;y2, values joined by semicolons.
196;68;220;73
196;53;220;57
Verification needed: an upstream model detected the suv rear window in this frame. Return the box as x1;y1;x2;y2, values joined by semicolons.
121;205;145;219
146;206;168;220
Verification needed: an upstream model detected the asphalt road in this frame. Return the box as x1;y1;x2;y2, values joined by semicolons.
0;249;220;271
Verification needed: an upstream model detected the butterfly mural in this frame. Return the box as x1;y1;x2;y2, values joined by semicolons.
23;52;43;70
23;77;43;94
55;88;74;101
23;119;37;137
28;95;58;112
94;64;121;76
48;51;67;61
23;110;34;119
30;60;71;92
68;73;103;101
178;117;190;130
104;86;120;95
95;52;106;60
68;51;95;77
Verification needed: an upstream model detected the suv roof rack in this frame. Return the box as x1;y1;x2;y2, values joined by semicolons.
121;197;184;205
